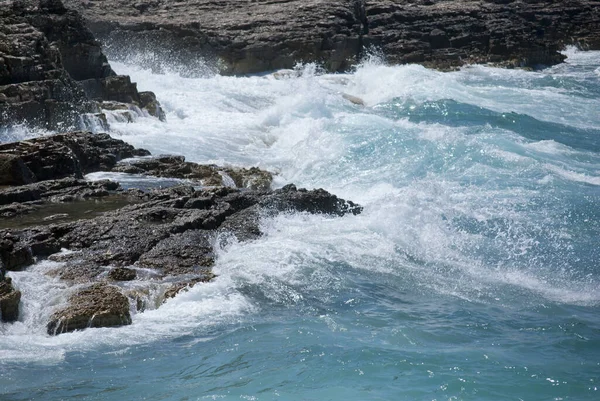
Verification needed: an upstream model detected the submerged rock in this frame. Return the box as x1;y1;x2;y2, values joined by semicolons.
47;283;132;335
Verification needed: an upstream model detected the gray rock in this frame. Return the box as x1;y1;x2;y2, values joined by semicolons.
61;0;600;73
46;283;132;335
0;131;150;185
1;0;165;130
0;277;21;322
0;132;362;334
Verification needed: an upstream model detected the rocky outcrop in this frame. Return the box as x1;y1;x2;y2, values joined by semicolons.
62;0;600;74
0;131;362;333
363;0;600;70
113;156;273;190
63;0;367;75
0;131;150;185
0;0;164;130
46;283;132;334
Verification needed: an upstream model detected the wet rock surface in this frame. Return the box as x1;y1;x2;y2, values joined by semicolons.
46;283;132;334
0;277;21;323
0;131;150;185
61;0;600;74
0;0;164;130
0;131;362;333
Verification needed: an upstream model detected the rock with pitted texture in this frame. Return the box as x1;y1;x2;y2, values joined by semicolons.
62;0;600;73
0;132;362;334
0;131;150;185
62;0;367;75
46;283;132;334
363;0;600;69
1;0;165;130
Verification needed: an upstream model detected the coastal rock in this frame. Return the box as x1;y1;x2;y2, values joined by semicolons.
46;283;132;335
0;131;150;184
107;267;136;281
62;0;366;75
363;0;600;69
0;277;21;322
62;0;600;73
0;132;362;334
112;155;274;190
1;0;164;130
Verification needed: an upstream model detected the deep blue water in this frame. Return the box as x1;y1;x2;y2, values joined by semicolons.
1;49;600;400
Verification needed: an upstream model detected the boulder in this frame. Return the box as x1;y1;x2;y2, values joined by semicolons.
0;277;21;322
47;283;132;335
0;154;35;186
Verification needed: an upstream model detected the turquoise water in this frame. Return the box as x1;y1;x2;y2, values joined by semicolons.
1;49;600;400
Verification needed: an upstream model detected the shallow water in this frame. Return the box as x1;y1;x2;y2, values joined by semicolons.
1;49;600;400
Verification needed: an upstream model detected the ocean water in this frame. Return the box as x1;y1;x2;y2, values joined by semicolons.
1;49;600;400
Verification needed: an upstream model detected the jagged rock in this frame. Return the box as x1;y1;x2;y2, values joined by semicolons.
46;283;132;334
62;0;366;75
0;132;362;334
139;91;166;121
1;0;165;130
112;155;274;190
0;131;150;185
0;277;21;322
62;0;600;73
362;0;600;69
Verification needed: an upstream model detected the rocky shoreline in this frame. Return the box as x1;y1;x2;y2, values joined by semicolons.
0;131;362;333
2;0;599;131
63;0;600;75
1;0;599;335
0;0;164;132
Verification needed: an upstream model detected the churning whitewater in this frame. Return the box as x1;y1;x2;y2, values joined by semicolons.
1;49;600;400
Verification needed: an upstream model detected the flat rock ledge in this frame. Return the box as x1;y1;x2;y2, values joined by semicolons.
0;131;362;333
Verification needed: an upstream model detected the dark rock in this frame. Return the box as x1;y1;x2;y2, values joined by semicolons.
139;91;166;121
46;283;132;335
0;154;35;186
108;267;137;281
62;0;366;75
364;0;600;70
0;177;120;206
0;277;21;322
1;0;165;130
0;131;150;184
0;132;362;334
61;0;600;73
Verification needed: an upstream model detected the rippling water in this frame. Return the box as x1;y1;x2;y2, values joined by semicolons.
1;49;600;400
